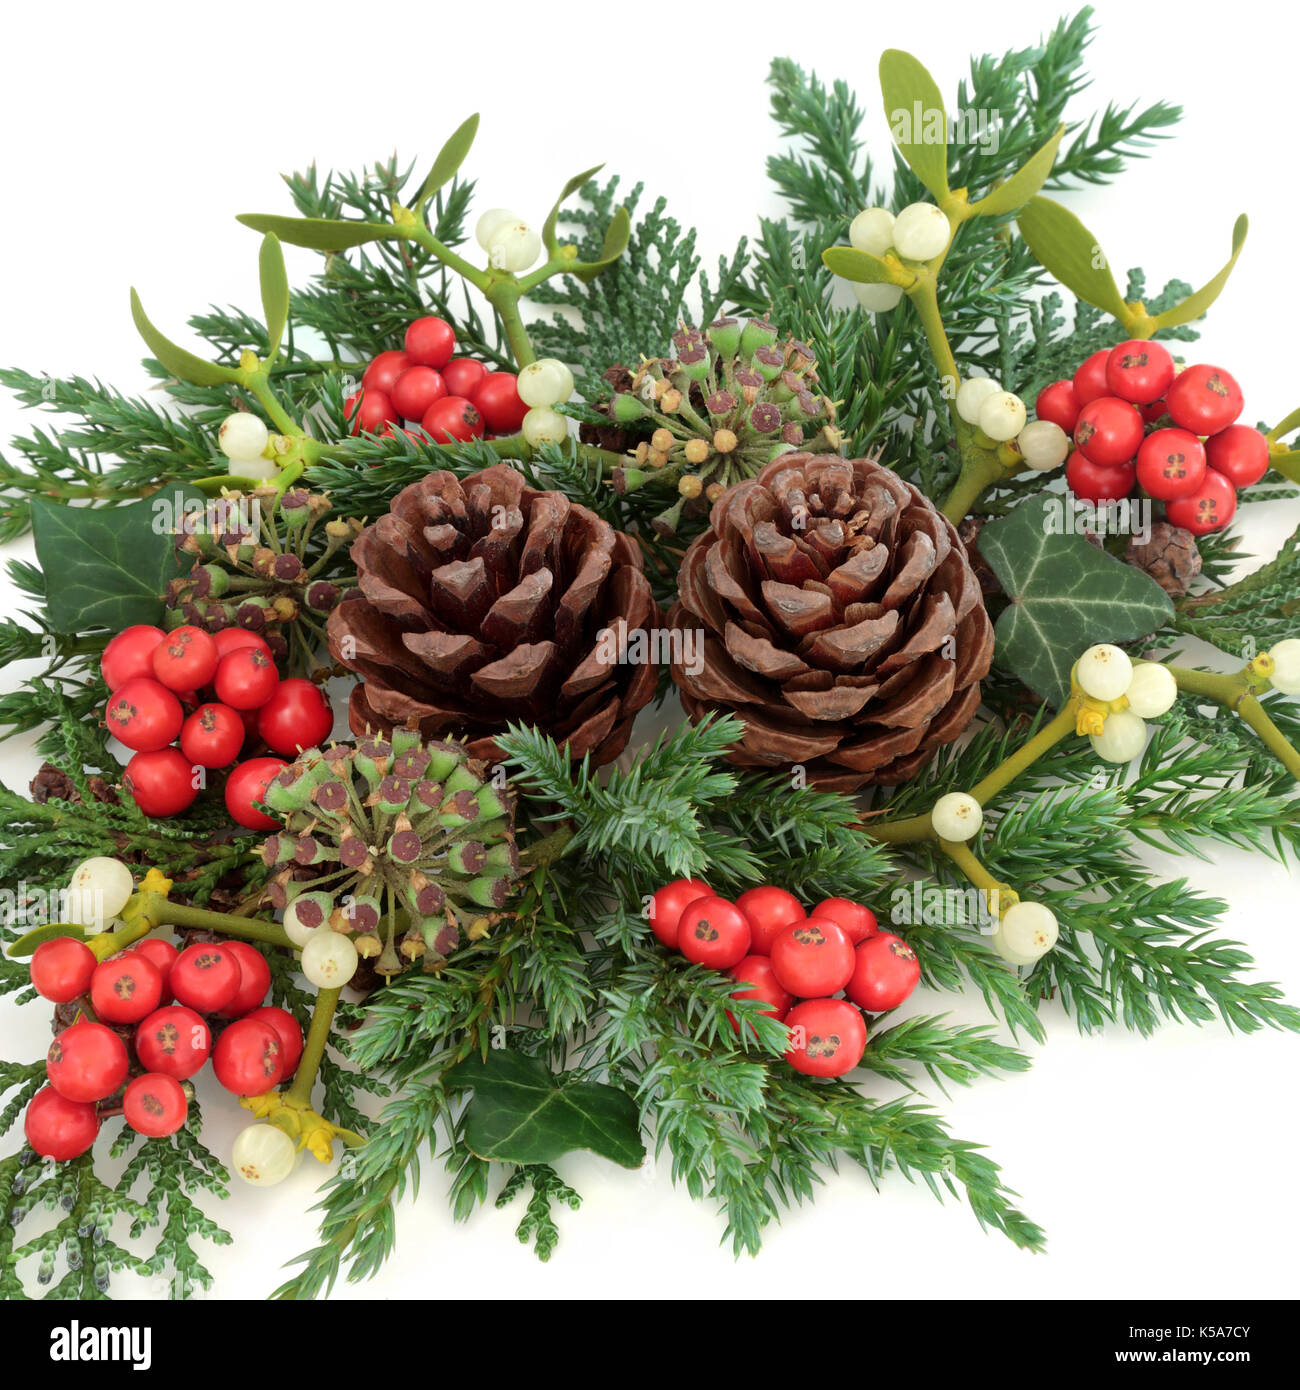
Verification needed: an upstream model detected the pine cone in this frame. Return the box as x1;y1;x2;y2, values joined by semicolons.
326;464;660;765
1125;522;1202;596
667;453;993;791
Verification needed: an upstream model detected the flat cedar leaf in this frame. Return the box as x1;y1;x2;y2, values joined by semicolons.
416;112;479;205
979;496;1174;705
879;49;950;199
822;246;900;285
571;206;631;284
1149;214;1248;331
448;1050;644;1168
542;162;605;251
259;233;290;361
1016;196;1129;323
235;213;395;252
971;126;1064;218
130;290;240;389
31;485;206;634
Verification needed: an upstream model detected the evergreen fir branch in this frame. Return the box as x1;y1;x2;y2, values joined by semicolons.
860;1014;1032;1094
496;1163;581;1262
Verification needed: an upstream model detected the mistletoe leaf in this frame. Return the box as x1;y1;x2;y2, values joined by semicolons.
1148;214;1248;331
130;290;240;389
980;496;1174;704
235;214;396;253
542;163;605;252
822;246;902;285
447;1050;644;1168
31;485;205;634
1015;196;1130;324
258;233;290;362
971;125;1064;218
415;112;479;205
879;49;950;199
570;206;631;284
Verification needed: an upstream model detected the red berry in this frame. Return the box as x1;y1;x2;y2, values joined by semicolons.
1105;339;1175;405
784;998;867;1078
734;886;805;956
390;365;447;421
25;1086;100;1160
1074;396;1144;467
1136;428;1207;502
1035;380;1080;434
180;702;245;768
1166;468;1238;536
134;1005;211;1080
809;897;878;945
214;646;279;710
218;941;271;1018
1166;364;1243;435
769;917;855;997
123;1073;188;1138
169;943;241;1014
105;677;183;752
1205;424;1269;489
245;1006;304;1074
471;372;529;434
90;953;163;1025
1140;399;1169;424
441;358;488;399
256;678;334;756
648;878;712;948
404;316;456;369
726;956;794;1035
134;938;178;997
1066;451;1136;505
362;350;412;396
1071;349;1113;407
847;933;921;1013
676;896;751;970
225;756;287;830
30;937;97;1004
46;1020;129;1103
421;395;485;443
213;628;272;660
212;1018;284;1096
151;625;218;692
345;389;397;436
124;747;199;818
100;625;165;691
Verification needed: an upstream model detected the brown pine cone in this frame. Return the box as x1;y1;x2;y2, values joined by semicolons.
1125;522;1202;596
326;464;660;765
667;453;993;791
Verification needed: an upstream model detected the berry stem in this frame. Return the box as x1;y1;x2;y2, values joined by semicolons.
937;839;1018;917
133;893;296;951
1169;663;1300;781
286;986;340;1108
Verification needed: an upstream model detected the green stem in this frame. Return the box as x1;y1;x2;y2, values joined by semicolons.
483;284;535;369
287;987;340;1107
141;895;295;950
1170;663;1300;781
938;839;1017;916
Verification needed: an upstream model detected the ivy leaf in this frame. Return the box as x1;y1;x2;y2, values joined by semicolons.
971;126;1064;218
447;1050;644;1168
415;112;479;206
1016;196;1130;325
879;49;950;199
542;163;605;252
1147;214;1249;332
31;485;205;634
235;214;395;253
259;233;290;364
130;290;240;389
979;496;1174;705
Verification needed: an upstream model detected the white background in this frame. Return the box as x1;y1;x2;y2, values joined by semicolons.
1;0;1298;1301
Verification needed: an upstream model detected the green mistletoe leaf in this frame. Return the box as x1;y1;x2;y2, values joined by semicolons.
130;290;240;389
1015;196;1130;325
979;496;1174;705
970;125;1064;219
1147;214;1248;332
542;162;605;253
235;213;396;253
447;1050;644;1169
570;205;631;284
415;112;480;206
879;49;950;199
258;233;290;364
31;485;205;634
822;246;904;285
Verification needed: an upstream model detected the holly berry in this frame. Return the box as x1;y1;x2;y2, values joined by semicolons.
770;917;855;997
169;943;241;1014
734;885;805;955
245;1006;304;1074
390;365;447;421
100;625;164;691
133;938;178;997
1166;467;1238;535
29;937;97;1004
1166;364;1243;435
1205;424;1270;488
1135;428;1206;501
648;878;712;948
441;358;488;399
90;953;163;1025
105;677;183;752
151;625;218;693
470;372;529;434
362;350;412;396
123;1073;188;1138
809;897;878;945
46;1021;129;1103
345;389;397;436
256;678;334;756
1073;396;1144;467
727;956;794;1035
1071;348;1113;407
225;756;287;830
25;1086;100;1161
1066;451;1136;505
214;646;279;710
124;747;199;818
212;1017;284;1096
213;628;272;660
421;395;485;443
676;896;752;970
1104;339;1175;405
784;998;867;1078
404;316;456;369
217;941;271;1018
134;1005;211;1079
1140;399;1169;424
846;934;921;1013
180;702;245;768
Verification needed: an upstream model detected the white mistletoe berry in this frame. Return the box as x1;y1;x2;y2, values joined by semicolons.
891;202;949;261
281;899;320;948
849;207;896;257
301;929;358;988
931;791;983;842
485;219;541;273
232;1123;297;1187
1075;643;1133;701
851;281;905;312
1124;661;1178;719
977;390;1027;442
955;376;1001;425
517;358;574;409
218;412;270;463
993;901;1059;966
1090;709;1149;764
66;857;133;929
226;456;280;481
521;406;569;447
474;208;520;250
1267;639;1300;695
1017;419;1070;471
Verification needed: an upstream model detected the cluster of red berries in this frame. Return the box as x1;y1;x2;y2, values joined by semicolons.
1037;341;1268;534
345;315;528;444
24;934;302;1161
101;623;332;826
650;879;921;1078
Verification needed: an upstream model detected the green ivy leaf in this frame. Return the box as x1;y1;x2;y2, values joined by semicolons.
1016;196;1130;325
1147;214;1248;332
979;496;1174;705
447;1050;644;1168
31;485;206;634
542;163;605;252
259;233;289;364
970;126;1064;219
879;49;950;199
130;290;240;389
822;246;903;285
415;113;480;206
570;206;631;284
236;214;396;253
